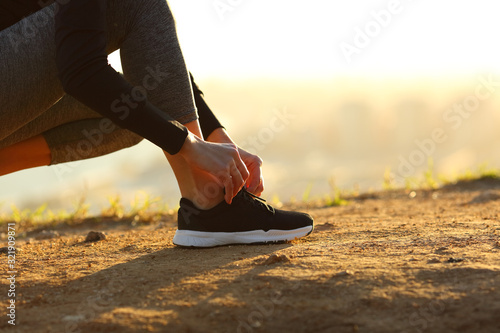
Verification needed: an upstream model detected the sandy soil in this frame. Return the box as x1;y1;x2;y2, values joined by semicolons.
1;178;500;333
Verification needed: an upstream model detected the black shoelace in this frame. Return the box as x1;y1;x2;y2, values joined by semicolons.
239;188;275;214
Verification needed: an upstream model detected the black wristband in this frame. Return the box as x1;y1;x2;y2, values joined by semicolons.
190;73;224;138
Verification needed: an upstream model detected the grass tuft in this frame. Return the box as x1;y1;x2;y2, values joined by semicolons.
302;183;313;203
382;167;395;190
325;177;348;206
423;158;439;189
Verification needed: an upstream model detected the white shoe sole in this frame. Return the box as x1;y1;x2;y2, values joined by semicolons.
172;226;313;248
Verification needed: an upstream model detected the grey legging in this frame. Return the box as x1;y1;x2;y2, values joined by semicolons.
0;0;197;164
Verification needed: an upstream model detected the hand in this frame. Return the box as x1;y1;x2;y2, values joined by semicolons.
207;128;265;196
237;147;264;196
179;133;249;204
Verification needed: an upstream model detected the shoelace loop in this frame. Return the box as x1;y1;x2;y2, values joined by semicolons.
240;188;275;214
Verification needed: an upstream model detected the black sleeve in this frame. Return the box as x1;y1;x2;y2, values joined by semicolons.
189;73;224;138
55;0;188;155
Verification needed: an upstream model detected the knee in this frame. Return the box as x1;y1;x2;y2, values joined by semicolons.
106;0;176;53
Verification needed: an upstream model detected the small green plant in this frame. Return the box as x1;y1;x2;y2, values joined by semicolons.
46;208;72;223
423;158;438;189
302;183;313;202
12;203;48;224
325;177;348;206
404;177;418;190
129;192;164;223
383;161;500;190
440;163;499;184
324;188;348;207
474;163;499;180
382;167;395;190
66;196;90;223
0;202;53;231
101;195;125;218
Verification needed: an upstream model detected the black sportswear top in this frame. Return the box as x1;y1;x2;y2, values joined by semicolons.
0;0;223;154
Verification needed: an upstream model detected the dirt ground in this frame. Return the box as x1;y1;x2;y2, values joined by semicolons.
1;178;500;333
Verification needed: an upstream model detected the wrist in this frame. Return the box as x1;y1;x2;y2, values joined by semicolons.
178;131;198;158
206;128;233;144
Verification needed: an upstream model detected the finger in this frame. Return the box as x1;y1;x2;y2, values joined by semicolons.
254;178;264;196
234;154;249;182
224;174;234;204
249;177;264;196
246;176;258;194
229;163;245;197
246;166;262;194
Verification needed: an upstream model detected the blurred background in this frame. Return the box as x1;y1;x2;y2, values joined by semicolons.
1;0;500;214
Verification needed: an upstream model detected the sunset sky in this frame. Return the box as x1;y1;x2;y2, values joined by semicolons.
161;0;500;78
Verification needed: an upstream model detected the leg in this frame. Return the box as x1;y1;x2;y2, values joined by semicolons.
0;117;144;176
164;121;225;210
0;7;66;141
0;94;100;150
0;2;180;171
0;135;50;176
0;4;132;173
0;0;196;148
0;91;143;175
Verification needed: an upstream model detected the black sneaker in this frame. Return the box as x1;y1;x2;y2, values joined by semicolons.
173;188;314;247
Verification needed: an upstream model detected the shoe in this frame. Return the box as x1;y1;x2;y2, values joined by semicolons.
173;188;314;247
